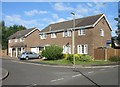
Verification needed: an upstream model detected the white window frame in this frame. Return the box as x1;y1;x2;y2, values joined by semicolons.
63;45;71;54
67;30;71;37
51;33;56;38
9;40;11;43
40;33;47;39
78;29;85;36
20;38;24;42
100;29;104;36
63;30;71;37
77;44;88;54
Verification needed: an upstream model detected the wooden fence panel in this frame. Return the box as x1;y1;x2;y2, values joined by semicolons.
118;50;120;56
94;49;105;60
107;49;115;59
94;48;120;60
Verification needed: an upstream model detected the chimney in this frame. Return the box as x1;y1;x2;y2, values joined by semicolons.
49;26;51;31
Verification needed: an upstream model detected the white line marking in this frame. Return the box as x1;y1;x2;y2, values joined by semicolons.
88;71;94;74
72;74;81;78
51;79;57;82
51;78;64;82
100;69;105;71
57;78;64;81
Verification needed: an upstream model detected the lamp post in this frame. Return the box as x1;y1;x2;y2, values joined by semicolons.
71;12;75;66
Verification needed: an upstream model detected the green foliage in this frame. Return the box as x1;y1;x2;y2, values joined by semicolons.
79;54;93;62
65;54;93;64
0;21;27;50
66;54;74;63
41;45;63;60
109;56;120;62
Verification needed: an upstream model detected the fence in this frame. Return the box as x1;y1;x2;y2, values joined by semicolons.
0;50;8;57
94;48;120;60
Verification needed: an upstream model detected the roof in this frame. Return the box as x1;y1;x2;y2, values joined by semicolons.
10;42;26;47
8;27;38;39
41;14;111;33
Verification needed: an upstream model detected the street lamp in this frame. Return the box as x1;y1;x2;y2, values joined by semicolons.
71;12;75;66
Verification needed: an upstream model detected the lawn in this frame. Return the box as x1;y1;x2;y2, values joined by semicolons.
37;59;115;66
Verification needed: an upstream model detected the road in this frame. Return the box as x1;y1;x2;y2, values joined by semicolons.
2;58;119;86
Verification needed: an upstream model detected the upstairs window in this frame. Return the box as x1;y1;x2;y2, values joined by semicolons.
9;40;11;43
78;29;85;36
100;29;104;36
40;33;47;39
63;30;71;37
51;33;56;38
20;38;24;42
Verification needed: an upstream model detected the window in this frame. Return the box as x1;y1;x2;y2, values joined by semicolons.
67;30;72;37
15;39;18;42
78;29;85;36
40;33;47;39
9;40;11;43
77;44;88;54
51;33;56;38
63;30;71;37
63;45;71;54
20;38;24;42
100;29;104;36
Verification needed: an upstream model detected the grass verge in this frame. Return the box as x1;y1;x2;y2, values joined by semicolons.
37;59;115;66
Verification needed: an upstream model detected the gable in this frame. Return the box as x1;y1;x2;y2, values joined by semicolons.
8;28;39;39
93;14;112;31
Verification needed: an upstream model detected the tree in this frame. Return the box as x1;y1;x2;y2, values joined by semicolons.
41;45;63;60
0;21;27;50
112;2;120;48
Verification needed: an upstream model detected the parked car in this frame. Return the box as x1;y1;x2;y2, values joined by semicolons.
18;51;41;60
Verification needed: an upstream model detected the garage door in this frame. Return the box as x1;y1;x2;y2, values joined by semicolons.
31;47;39;53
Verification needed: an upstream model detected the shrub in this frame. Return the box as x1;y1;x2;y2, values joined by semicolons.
65;54;93;63
66;54;73;63
109;56;120;62
79;54;93;62
41;45;63;60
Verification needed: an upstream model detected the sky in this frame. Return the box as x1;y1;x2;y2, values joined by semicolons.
2;2;118;36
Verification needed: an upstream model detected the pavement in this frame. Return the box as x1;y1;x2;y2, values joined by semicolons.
0;67;9;80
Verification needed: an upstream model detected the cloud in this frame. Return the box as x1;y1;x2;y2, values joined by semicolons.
52;2;107;20
42;13;66;24
24;9;48;16
52;14;59;19
87;3;93;7
51;13;66;23
4;14;44;29
53;3;74;11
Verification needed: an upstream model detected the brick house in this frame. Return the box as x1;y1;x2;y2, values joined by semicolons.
39;14;112;58
8;28;40;57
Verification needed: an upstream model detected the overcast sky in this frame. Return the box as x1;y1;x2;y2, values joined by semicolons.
2;2;118;36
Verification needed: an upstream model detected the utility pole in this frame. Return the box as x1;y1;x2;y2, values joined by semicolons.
71;12;75;66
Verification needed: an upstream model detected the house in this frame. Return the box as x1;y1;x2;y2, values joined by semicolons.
39;14;112;58
8;27;40;57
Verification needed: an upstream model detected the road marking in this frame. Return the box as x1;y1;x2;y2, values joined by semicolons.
88;71;94;74
57;78;64;81
51;79;57;82
72;74;81;78
26;84;37;87
51;78;64;82
100;69;105;71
